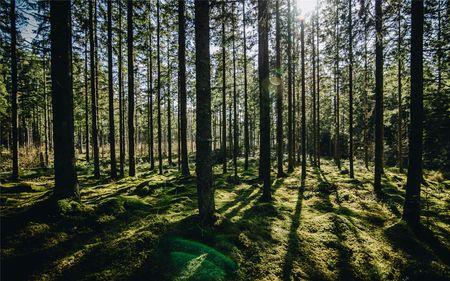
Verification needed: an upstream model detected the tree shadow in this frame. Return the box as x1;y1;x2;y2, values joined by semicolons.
281;186;304;281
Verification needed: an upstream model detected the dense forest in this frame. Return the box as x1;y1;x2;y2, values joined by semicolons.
0;0;449;280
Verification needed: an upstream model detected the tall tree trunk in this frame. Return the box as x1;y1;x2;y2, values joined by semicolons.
50;0;79;199
157;0;163;174
403;0;424;226
118;3;125;177
348;0;354;178
275;0;284;177
374;0;384;195
258;0;271;201
10;0;19;180
221;1;227;174
300;19;306;184
312;17;317;166
84;30;90;163
242;0;249;171
194;0;215;224
43;57;49;166
397;0;403;172
127;0;136;176
107;0;117;178
147;4;154;170
167;46;173;167
232;2;238;179
362;2;369;169
287;0;293;173
334;1;341;169
89;0;100;179
178;0;189;176
316;7;321;168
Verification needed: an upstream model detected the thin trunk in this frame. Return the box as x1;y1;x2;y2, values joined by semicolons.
334;2;341;169
107;0;117;178
147;4;154;170
312;17;317;166
287;0;293;173
127;0;135;176
89;0;100;178
242;0;249;171
232;2;238;179
194;0;215;224
118;3;125;177
403;0;424;226
363;4;369;169
221;1;227;174
167;47;173;166
348;0;354;178
258;0;271;200
316;6;321;168
10;0;19;180
275;0;283;177
374;0;384;195
157;0;163;174
43;58;49;166
84;30;90;163
397;0;403;172
300;19;306;184
50;0;79;199
178;0;189;176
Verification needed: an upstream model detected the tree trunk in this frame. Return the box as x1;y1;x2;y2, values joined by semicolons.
50;0;79;199
334;1;341;170
107;0;117;178
157;0;163;174
232;2;238;179
127;0;135;176
348;0;354;178
242;0;249;171
300;19;306;184
275;0;284;177
118;2;125;177
147;4;154;171
221;1;227;174
403;0;424;226
89;0;100;179
374;0;384;196
316;8;321;168
194;0;215;224
312;17;317;166
397;0;403;172
178;0;189;176
287;0;293;173
10;0;19;180
258;0;271;201
167;46;173;167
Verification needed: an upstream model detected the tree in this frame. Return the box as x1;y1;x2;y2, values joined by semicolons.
397;0;403;172
232;2;238;179
178;0;189;176
49;0;79;199
242;0;249;171
403;0;424;226
194;0;215;224
89;0;100;179
287;0;293;173
10;0;18;180
157;0;163;174
300;18;306;185
275;0;284;177
348;0;354;178
83;29;90;164
127;0;135;176
147;2;155;171
107;0;117;179
118;1;125;177
221;1;227;174
374;0;384;196
258;0;271;201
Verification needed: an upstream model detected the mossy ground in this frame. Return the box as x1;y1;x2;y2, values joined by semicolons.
1;158;449;281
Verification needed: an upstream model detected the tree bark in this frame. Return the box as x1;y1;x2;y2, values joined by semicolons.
403;0;424;226
300;19;306;184
287;0;293;173
118;2;125;177
50;0;79;199
242;0;249;171
178;0;189;176
10;0;19;180
127;0;136;176
157;0;163;174
258;0;271;200
348;0;354;178
107;0;117;178
232;2;238;179
194;0;215;224
221;1;227;174
275;0;284;177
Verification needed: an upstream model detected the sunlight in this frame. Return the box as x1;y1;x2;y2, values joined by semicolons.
296;0;318;16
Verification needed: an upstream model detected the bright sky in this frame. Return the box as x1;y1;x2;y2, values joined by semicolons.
296;0;318;17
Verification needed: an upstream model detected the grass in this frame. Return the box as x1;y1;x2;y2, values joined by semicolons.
1;157;449;281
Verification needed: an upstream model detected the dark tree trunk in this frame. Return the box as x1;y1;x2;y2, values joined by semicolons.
221;1;227;174
374;0;384;195
50;0;79;199
348;0;354;178
167;47;173;167
258;0;271;201
312;17;317;166
84;30;90;163
43;58;49;166
107;0;117;179
397;0;403;172
157;0;163;174
127;0;135;176
403;0;424;226
316;9;321;168
275;0;284;177
147;4;155;171
242;0;249;171
362;3;369;169
118;3;125;177
178;0;189;176
334;2;341;169
10;0;19;180
300;19;306;184
89;0;100;179
232;2;238;179
287;0;293;173
194;0;215;224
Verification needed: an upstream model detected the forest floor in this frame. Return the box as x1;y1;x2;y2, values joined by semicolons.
1;157;449;281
